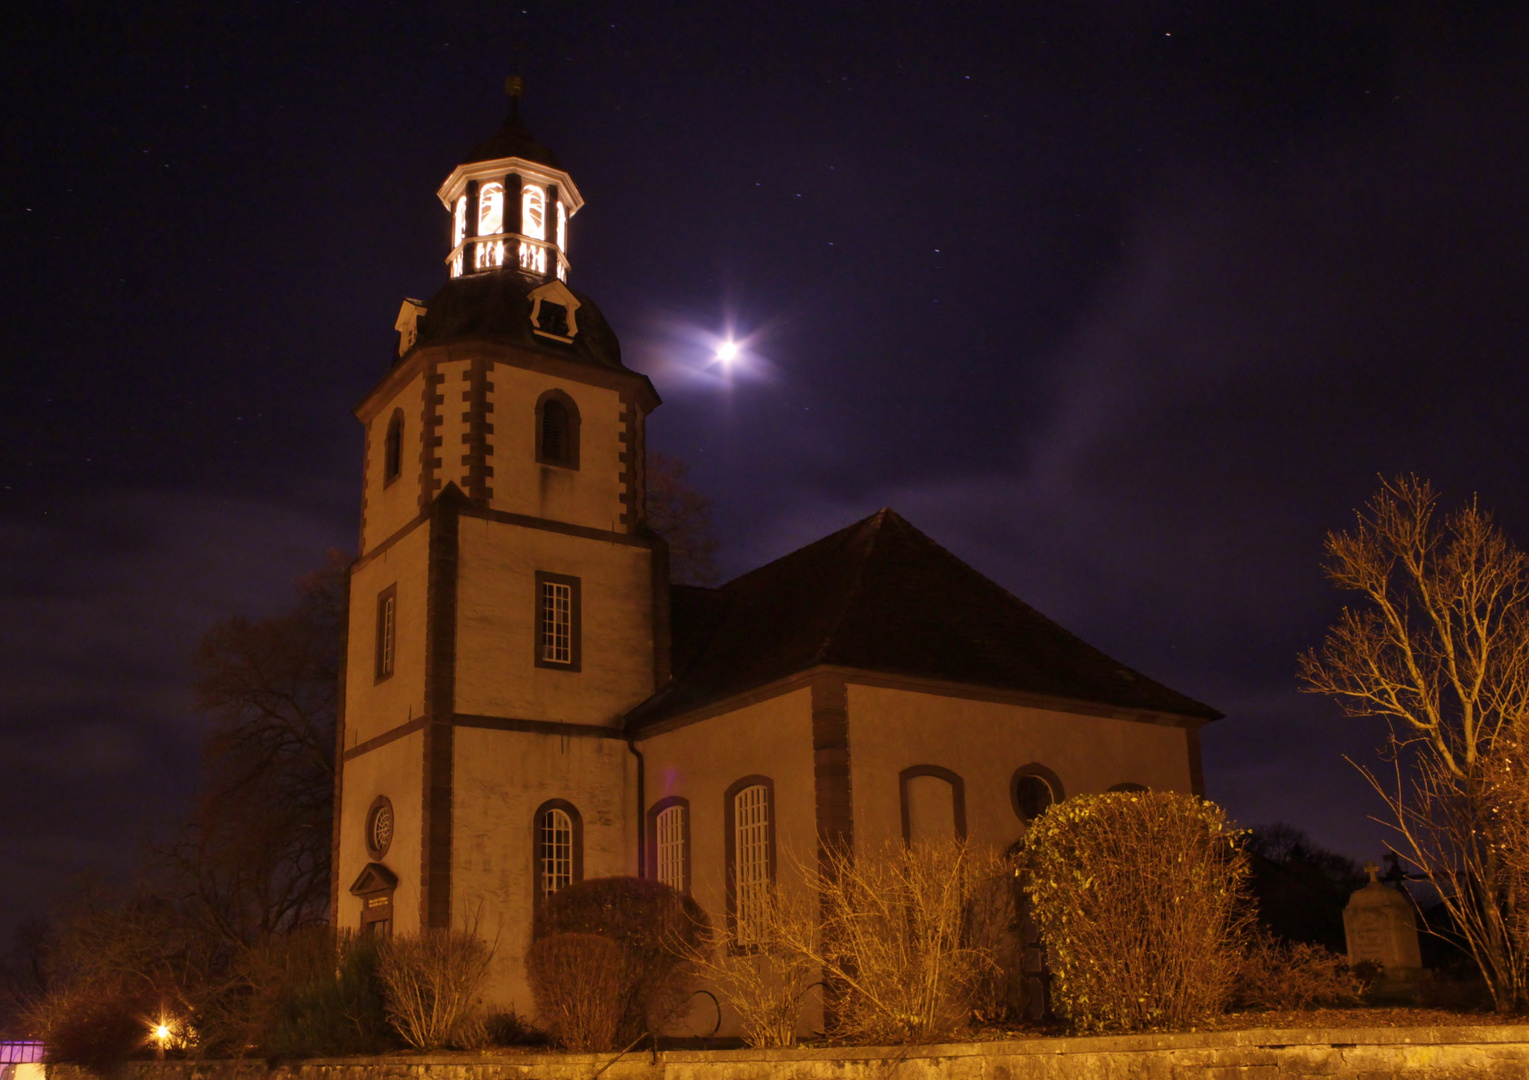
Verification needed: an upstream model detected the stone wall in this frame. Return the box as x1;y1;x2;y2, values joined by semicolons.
44;1025;1529;1080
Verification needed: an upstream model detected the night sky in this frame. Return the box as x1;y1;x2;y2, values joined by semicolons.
5;2;1529;942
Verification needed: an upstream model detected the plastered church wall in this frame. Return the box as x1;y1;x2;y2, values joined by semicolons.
486;366;628;531
451;727;636;1010
848;683;1198;853
454;516;655;726
638;688;824;1035
335;728;425;933
360;369;430;552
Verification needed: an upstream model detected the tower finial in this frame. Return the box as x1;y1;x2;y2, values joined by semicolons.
504;74;526;126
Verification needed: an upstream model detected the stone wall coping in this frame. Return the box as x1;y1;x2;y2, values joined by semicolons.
229;1024;1529;1068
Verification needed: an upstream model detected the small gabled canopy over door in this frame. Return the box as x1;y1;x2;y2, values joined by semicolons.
350;862;399;937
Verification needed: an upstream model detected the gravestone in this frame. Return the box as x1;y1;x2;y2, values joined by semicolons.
1344;862;1423;976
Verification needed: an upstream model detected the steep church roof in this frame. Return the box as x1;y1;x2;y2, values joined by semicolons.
628;508;1221;730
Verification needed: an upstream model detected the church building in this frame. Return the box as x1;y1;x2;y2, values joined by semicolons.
332;82;1221;1021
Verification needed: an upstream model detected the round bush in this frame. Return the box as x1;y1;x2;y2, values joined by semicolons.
533;876;708;1043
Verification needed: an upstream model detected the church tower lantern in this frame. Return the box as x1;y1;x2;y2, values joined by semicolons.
437;76;581;282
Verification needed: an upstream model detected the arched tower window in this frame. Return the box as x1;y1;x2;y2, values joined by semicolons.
383;409;404;486
476;182;505;269
520;184;547;275
725;777;775;946
534;799;583;900
536;390;580;469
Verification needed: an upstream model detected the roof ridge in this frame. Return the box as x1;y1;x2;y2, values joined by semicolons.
809;508;890;666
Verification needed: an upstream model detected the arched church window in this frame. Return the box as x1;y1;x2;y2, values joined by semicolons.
383;409;404;485
726;777;774;946
535;800;583;899
536;390;580;468
650;797;690;893
476;182;505;269
520;184;547;275
899;765;967;846
451;196;467;278
1011;764;1064;823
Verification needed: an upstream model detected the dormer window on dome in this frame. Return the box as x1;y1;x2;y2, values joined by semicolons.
438;79;583;285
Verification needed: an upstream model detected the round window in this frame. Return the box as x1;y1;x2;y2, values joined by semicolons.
366;797;394;859
1013;775;1055;822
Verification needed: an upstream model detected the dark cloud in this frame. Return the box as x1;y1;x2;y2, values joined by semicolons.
0;491;348;939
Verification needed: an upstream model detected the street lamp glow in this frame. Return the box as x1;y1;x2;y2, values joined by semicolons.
716;341;739;364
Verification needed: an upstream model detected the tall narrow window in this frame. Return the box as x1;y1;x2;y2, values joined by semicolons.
732;782;772;945
375;585;397;681
534;572;581;670
657;803;687;890
476;182;504;269
534;800;582;901
542;581;570;662
451;196;467;277
520;183;547;274
383;409;404;485
541;399;568;460
536;390;580;468
540;808;573;896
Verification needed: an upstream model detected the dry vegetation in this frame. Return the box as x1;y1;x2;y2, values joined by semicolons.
683;887;819;1048
375;929;494;1051
684;840;1011;1047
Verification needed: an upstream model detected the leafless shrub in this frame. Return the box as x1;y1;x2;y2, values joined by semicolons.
376;929;493;1050
525;934;625;1051
1234;929;1365;1010
779;840;1008;1044
682;887;819;1047
1024;791;1251;1033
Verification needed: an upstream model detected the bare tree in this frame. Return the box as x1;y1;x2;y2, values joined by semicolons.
167;552;347;945
1299;476;1529;1010
646;451;720;586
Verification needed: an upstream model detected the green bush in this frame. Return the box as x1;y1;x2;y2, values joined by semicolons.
533;877;707;1044
1023;791;1251;1033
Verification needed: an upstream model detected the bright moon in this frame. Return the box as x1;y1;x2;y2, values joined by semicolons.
716;341;739;363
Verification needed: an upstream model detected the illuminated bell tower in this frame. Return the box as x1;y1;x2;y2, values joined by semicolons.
335;79;665;1008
